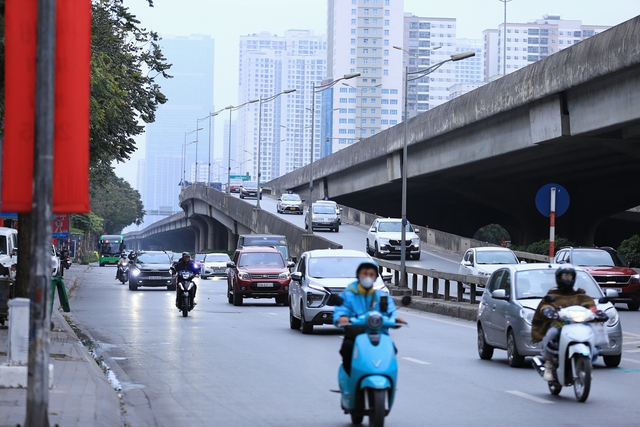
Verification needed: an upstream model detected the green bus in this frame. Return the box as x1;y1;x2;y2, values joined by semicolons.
99;235;125;266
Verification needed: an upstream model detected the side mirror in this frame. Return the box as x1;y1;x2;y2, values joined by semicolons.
301;199;306;202
605;289;619;299
543;295;556;303
370;227;377;233
339;208;343;212
520;260;527;264
226;261;236;269
381;272;392;283
278;198;281;201
286;261;295;269
598;297;610;304
291;272;303;282
414;228;420;234
462;260;472;267
12;247;18;256
401;295;412;306
380;295;389;313
327;294;343;307
491;289;508;300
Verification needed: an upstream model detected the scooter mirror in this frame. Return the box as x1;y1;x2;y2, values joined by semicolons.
401;295;412;306
543;295;556;303
327;294;344;307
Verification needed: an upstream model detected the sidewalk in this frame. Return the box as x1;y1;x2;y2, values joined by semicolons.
0;267;122;427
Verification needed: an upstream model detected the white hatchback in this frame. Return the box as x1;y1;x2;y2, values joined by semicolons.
459;247;520;278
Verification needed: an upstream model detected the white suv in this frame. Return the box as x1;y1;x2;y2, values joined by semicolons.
366;218;421;260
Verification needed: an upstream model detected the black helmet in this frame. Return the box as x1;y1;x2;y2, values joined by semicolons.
182;252;191;259
356;260;379;278
556;266;576;291
128;252;137;261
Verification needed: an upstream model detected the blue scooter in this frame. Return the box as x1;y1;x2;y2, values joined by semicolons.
329;294;411;427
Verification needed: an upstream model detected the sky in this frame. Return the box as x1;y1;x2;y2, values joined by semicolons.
114;0;639;187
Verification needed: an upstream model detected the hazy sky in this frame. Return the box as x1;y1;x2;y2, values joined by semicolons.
114;0;638;186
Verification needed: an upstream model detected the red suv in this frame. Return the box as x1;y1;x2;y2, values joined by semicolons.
226;246;293;306
555;247;640;311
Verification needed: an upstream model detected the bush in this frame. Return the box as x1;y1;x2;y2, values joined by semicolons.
473;224;510;246
618;235;640;267
513;236;575;255
80;251;99;265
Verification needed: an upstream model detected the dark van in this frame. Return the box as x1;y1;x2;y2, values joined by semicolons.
237;234;295;263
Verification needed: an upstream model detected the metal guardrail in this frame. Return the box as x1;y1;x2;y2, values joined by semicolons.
376;259;488;305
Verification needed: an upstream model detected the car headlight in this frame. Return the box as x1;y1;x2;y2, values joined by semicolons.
378;239;389;246
278;272;289;280
605;307;619;327
312;214;318;220
131;268;140;276
630;274;640;285
520;307;535;326
240;273;251;280
309;283;328;293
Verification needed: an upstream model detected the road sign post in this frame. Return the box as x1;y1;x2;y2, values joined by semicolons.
549;187;556;258
536;183;570;261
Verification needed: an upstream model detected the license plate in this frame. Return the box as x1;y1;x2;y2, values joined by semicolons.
289;207;295;210
611;288;623;293
257;283;273;287
147;276;165;280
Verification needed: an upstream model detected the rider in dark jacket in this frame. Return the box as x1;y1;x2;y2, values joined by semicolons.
170;252;200;308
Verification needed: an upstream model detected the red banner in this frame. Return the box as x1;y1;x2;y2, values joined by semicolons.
2;0;91;213
52;214;70;238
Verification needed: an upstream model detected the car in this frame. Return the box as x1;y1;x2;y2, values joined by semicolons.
305;203;340;232
555;246;640;311
476;264;622;368
0;227;18;277
459;247;520;278
226;246;294;306
289;249;389;334
240;181;262;199
201;253;231;278
276;193;304;215
51;244;61;277
229;179;243;193
314;200;342;224
366;218;421;260
129;251;176;291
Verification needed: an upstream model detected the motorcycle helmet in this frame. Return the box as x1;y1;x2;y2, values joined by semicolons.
128;252;137;261
356;260;380;279
182;251;191;259
555;266;576;292
121;252;127;258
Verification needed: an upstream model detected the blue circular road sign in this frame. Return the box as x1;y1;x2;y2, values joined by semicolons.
535;183;570;217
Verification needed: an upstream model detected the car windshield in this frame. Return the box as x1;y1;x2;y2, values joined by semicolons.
238;252;284;268
282;194;301;202
206;254;230;262
136;253;170;264
194;254;206;262
308;257;370;278
313;206;335;214
515;269;603;300
571;250;627;267
0;236;6;255
476;251;518;265
377;222;412;233
243;182;258;189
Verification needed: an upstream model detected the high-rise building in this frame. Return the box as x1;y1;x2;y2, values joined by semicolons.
326;0;404;155
484;15;610;80
236;30;326;182
141;34;214;225
136;159;145;194
222;118;238;176
401;14;457;117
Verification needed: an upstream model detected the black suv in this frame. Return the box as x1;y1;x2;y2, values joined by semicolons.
129;251;176;291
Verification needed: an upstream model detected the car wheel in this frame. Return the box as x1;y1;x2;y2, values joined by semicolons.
477;325;494;360
289;304;301;330
603;354;622;368
128;283;137;291
335;226;339;232
240;194;244;199
167;284;176;291
374;243;382;259
300;304;314;334
507;329;525;367
227;285;233;304
627;302;640;311
412;252;421;261
232;288;243;306
366;240;373;255
99;263;104;267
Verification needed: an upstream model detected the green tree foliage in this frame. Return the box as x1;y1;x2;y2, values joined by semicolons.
90;171;145;234
473;224;510;245
512;236;575;255
617;235;640;267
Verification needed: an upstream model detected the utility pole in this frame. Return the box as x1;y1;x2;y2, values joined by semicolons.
26;0;56;425
499;0;512;76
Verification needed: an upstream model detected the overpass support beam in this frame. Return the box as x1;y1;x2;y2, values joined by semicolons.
190;217;208;252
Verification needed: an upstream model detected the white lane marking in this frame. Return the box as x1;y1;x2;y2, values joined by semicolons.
624;349;640;353
268;312;279;316
402;357;430;365
400;310;476;330
506;391;555;404
623;331;640;339
622;358;640;364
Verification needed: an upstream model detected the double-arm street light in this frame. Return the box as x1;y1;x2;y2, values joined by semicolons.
256;88;296;209
182;128;202;187
198;107;226;185
307;73;360;234
394;45;476;286
224;99;259;193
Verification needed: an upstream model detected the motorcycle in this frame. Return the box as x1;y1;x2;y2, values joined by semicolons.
532;295;609;402
117;262;130;284
176;270;197;317
329;294;411;427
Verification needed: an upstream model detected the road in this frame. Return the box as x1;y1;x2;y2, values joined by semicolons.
237;194;461;273
70;265;640;427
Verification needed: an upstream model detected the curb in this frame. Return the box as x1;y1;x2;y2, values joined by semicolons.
391;296;478;321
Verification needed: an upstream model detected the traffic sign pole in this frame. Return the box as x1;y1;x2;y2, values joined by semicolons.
549;187;556;260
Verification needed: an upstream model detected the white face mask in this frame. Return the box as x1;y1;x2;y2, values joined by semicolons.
360;277;375;289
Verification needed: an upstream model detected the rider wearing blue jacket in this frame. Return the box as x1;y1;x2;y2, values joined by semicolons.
334;261;405;375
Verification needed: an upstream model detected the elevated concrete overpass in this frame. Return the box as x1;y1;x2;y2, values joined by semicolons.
266;16;640;246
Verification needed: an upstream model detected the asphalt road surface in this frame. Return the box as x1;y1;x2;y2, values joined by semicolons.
70;266;640;427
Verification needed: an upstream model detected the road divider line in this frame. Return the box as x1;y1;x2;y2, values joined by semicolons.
622;358;640;364
624;349;640;353
268;313;279;316
402;357;430;365
400;310;476;330
506;390;555;404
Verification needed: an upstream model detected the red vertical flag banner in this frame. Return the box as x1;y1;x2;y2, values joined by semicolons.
2;0;91;213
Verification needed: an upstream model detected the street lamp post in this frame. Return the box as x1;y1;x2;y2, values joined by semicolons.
394;46;476;287
256;88;296;209
183;128;201;187
198;107;225;186
224;99;259;194
499;0;512;76
307;73;360;233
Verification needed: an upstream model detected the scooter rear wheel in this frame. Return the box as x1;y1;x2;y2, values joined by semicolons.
573;355;591;402
367;388;386;427
350;413;363;425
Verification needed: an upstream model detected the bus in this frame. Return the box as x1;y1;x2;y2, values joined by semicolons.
99;235;125;266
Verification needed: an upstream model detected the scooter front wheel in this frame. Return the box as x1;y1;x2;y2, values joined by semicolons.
350;413;363;425
367;388;386;427
182;295;189;317
573;355;591;402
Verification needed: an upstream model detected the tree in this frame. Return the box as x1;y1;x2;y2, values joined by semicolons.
91;171;145;234
618;235;640;267
473;224;510;245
